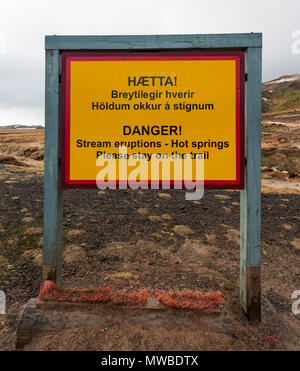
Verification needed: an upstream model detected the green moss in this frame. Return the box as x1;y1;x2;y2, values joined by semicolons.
106;272;138;281
197;268;235;291
1;219;42;259
276;96;300;111
262;149;300;174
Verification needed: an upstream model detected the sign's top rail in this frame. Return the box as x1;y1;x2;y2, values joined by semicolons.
45;33;262;50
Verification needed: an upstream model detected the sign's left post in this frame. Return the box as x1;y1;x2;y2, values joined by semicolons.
43;49;63;285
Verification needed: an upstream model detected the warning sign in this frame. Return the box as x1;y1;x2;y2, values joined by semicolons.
61;52;244;189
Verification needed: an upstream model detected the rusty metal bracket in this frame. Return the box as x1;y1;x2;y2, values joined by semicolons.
246;266;261;321
43;266;57;282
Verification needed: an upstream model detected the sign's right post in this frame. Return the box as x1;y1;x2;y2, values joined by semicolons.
240;45;262;321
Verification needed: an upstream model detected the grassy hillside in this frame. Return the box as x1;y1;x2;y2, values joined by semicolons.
262;74;300;113
261;74;300;179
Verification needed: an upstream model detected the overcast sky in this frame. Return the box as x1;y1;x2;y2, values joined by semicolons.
0;0;299;126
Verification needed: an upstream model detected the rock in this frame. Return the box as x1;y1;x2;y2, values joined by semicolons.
193;201;201;205
65;229;86;240
22;217;34;223
98;191;106;195
136;240;160;256
149;215;162;222
22;249;43;266
174;257;182;265
98;242;136;261
161;229;174;236
232;202;239;206
25;227;43;235
7;238;17;245
214;194;231;200
33;254;43;266
160;248;171;257
223;206;231;214
173;225;194;237
290;239;300;253
0;255;9;268
283;224;292;230
204;233;217;243
158;193;172;199
137;208;149;215
12;196;19;200
177;240;216;263
151;232;163;240
161;214;172;221
220;224;229;228
222;281;236;290
63;245;85;263
224;228;240;246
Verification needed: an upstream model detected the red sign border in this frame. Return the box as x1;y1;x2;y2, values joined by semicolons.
61;51;245;189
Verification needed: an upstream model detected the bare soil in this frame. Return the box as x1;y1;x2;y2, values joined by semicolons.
0;128;299;351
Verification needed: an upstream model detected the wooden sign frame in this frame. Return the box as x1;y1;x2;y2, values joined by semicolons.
43;33;262;320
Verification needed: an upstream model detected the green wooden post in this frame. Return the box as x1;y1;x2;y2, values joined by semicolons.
240;46;262;320
43;49;63;285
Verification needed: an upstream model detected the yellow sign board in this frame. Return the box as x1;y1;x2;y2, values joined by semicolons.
61;52;244;189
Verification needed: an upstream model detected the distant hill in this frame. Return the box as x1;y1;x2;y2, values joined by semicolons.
0;124;44;130
262;74;300;113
